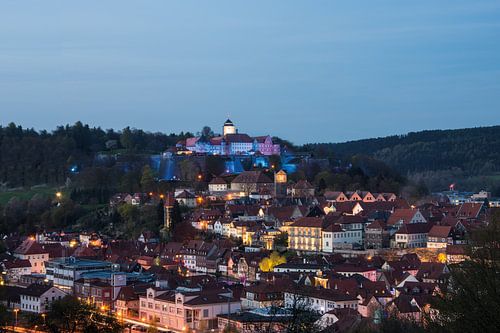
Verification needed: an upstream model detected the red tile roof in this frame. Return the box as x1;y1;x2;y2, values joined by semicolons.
14;239;47;256
290;217;324;228
387;209;421;226
395;223;432;234
428;225;452;238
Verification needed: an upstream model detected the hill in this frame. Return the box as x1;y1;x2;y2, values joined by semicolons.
302;126;500;192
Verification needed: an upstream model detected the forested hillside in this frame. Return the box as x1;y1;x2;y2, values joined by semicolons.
0;122;193;188
302;126;500;192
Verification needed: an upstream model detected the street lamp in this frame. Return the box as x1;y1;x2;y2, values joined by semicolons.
41;313;46;326
56;192;62;199
13;308;19;328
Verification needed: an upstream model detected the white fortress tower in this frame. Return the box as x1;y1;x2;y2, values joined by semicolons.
223;118;236;136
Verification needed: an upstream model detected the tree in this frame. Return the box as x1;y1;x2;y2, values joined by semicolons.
200;126;214;138
170;200;183;230
45;296;123;333
430;210;500;333
259;251;287;272
274;232;288;249
120;126;135;150
178;159;200;182
0;304;11;331
282;291;322;333
140;165;156;192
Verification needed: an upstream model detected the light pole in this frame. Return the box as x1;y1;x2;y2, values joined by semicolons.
41;313;46;327
13;308;19;328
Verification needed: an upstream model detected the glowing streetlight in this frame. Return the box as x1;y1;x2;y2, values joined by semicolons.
56;192;62;199
14;308;19;327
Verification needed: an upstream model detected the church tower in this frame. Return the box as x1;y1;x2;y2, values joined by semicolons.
223;119;236;136
275;169;287;197
161;193;175;239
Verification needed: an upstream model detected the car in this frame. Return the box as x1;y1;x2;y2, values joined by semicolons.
130;324;147;332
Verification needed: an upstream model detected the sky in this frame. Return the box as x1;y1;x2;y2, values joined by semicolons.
0;1;499;144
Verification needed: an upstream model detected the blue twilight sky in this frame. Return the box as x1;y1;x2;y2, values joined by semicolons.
0;1;499;144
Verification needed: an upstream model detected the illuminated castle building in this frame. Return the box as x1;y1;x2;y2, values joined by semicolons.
184;119;280;156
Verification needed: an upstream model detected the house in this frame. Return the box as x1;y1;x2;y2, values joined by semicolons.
253;135;281;155
1;258;32;283
284;286;359;314
456;202;484;221
236;252;267;283
364;220;390;249
393;223;431;248
73;271;129;309
0;285;24;309
287;217;324;252
347;191;363;201
446;245;468;264
217;308;294;333
19;284;67;313
333;215;365;248
180;240;205;272
190;209;224;230
387;294;432;322
427;226;453;249
324;191;349;203
13;238;50;274
416;263;450;283
291;180;315;198
175;190;197;208
208;177;228;193
321;223;362;252
231;171;273;196
138;231;159;244
139;287;241;331
240;282;288;309
115;285;142;318
333;263;378;282
387;209;427;228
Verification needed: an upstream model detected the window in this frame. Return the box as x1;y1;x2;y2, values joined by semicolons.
203;309;209;317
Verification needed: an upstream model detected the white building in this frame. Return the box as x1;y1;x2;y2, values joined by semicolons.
1;259;32;283
427;226;452;249
139;287;241;331
284;287;358;314
393;223;431;249
20;284;67;313
209;177;229;193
